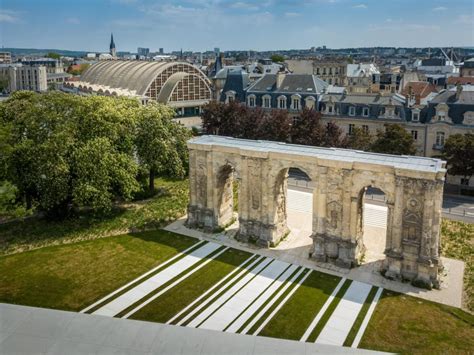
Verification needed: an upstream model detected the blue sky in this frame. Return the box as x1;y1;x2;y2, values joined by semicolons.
1;0;473;52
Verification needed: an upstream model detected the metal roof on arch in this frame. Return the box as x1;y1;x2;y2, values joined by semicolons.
79;60;211;98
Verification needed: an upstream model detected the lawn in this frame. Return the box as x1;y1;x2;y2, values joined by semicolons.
0;178;189;255
131;248;252;323
359;290;474;354
0;230;197;311
258;270;341;340
441;219;474;311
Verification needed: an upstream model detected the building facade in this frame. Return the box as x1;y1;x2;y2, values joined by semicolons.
286;59;347;86
0;64;48;92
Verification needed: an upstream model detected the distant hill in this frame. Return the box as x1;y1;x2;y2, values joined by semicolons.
2;48;88;57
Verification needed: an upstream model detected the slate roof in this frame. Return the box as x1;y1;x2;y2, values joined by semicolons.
247;74;328;94
430;85;474;105
346;64;380;78
320;93;404;106
220;70;249;102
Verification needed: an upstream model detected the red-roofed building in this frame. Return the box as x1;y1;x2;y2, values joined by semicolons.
446;76;474;89
401;81;437;105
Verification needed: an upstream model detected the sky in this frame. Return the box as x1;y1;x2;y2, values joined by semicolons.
1;0;473;53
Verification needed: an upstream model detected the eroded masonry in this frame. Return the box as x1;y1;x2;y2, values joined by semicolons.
186;135;446;287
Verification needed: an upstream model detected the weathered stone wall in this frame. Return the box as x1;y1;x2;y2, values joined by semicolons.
186;136;446;287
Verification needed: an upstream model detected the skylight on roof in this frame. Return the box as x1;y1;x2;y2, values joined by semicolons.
296;87;302;91
266;86;272;90
283;86;289;90
307;88;313;91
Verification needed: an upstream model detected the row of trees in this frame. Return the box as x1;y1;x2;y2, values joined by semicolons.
0;91;191;218
201;101;417;155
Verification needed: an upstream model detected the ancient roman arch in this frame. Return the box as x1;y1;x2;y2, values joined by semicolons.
186;135;446;287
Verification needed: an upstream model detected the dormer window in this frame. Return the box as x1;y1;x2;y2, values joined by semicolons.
277;95;287;109
305;96;316;110
412;109;420;122
327;105;334;114
349;106;356;116
438;111;446;121
291;95;301;111
247;94;256;107
362;107;369;117
263;94;271;109
225;91;236;104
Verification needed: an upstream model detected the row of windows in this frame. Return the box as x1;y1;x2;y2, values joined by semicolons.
315;67;345;76
243;94;315;110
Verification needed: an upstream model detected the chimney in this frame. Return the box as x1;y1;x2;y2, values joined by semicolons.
456;84;463;100
276;71;285;89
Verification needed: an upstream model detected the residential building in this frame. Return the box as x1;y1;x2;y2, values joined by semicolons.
460;58;474;77
286;59;347;86
0;52;12;64
345;63;380;93
138;47;150;57
0;64;48;92
21;58;65;74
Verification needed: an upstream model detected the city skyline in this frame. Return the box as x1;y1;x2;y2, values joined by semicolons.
1;0;473;53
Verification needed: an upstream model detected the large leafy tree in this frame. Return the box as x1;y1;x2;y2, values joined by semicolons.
370;124;416;155
258;109;291;142
442;133;474;184
347;127;374;151
291;109;325;146
135;103;191;191
1;91;141;217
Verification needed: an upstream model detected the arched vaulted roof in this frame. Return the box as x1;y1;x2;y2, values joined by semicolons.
79;60;211;99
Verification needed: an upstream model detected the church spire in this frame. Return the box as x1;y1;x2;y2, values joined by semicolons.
110;33;116;57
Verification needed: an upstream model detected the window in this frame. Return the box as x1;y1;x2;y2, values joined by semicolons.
437;111;446;121
362;125;369;133
362;107;369;117
349;106;356;116
412;111;420;122
411;130;418;140
349;124;355;135
435;132;445;147
263;95;271;108
291;96;301;110
328;78;332;85
461;178;470;186
328;105;333;113
292;116;299;125
225;91;235;104
305;96;316;110
278;96;287;109
323;68;327;75
248;95;256;107
316;67;320;75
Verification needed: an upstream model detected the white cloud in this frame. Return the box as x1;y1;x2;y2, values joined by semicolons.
66;17;80;25
0;9;20;23
353;4;367;9
230;2;259;11
432;6;447;11
458;14;474;24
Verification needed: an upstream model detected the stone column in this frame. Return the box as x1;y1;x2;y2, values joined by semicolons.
311;166;328;262
384;176;404;279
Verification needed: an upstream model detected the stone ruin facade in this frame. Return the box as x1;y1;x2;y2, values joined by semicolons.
186;136;446;288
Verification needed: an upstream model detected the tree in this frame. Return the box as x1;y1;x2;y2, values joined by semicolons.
323;121;347;148
135;103;191;191
68;63;90;76
258;109;291;142
291;109;325;146
370;124;416;155
1;91;141;217
347;127;374;151
46;52;61;60
442;133;474;185
271;54;285;63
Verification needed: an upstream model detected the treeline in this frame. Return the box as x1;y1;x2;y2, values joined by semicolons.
201;101;417;153
0;91;191;219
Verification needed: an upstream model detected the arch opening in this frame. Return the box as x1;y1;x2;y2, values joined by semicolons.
358;186;389;265
215;163;240;229
273;167;314;249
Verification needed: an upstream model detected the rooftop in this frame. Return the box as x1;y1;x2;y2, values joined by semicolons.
189;136;446;174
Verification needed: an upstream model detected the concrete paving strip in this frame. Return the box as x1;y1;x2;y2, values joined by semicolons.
173;255;265;326
225;264;299;333
240;266;306;335
80;240;206;313
316;281;373;346
197;259;291;332
186;257;273;328
351;287;383;348
253;270;313;336
122;247;230;319
167;254;258;325
92;242;221;317
300;277;347;342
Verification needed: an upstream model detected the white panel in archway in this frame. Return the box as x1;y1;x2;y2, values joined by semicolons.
287;188;313;214
363;203;387;228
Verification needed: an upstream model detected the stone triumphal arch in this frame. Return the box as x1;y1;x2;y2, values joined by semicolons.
186;136;446;287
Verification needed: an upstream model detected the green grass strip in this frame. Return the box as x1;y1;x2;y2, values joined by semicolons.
169;254;261;325
258;270;342;341
343;286;378;347
115;245;227;317
130;248;252;323
85;240;207;314
236;266;303;334
306;278;353;342
192;258;275;328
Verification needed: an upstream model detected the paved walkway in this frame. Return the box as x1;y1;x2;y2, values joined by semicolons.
0;303;385;354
